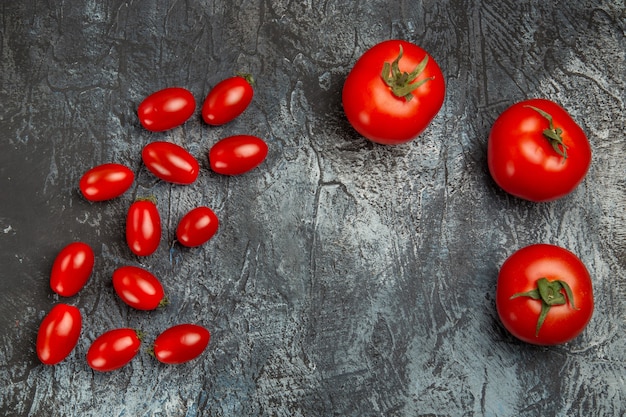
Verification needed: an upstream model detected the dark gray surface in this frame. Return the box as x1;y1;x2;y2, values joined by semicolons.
1;1;625;416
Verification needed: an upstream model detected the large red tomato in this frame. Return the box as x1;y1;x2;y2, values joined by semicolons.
126;199;161;256
79;163;134;202
496;244;594;345
152;324;210;364
342;39;445;145
86;328;142;372
50;242;95;297
137;87;196;132
142;141;199;185
36;304;82;365
488;98;592;202
202;74;254;125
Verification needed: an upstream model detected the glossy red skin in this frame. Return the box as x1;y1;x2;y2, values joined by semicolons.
112;266;166;310
496;244;594;345
153;324;210;364
176;206;219;247
36;304;82;365
342;39;445;145
202;75;254;125
209;135;268;175
142;141;199;185
126;199;161;256
138;87;196;132
488;98;592;202
79;163;134;202
50;242;95;297
86;328;142;372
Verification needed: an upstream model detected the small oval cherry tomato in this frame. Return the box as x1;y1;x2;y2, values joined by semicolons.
50;242;95;297
142;141;199;185
342;39;445;145
112;265;167;310
153;324;210;364
209;135;268;175
86;328;142;372
176;206;219;247
126;199;161;256
137;87;196;132
36;304;82;365
488;98;592;202
201;74;254;125
79;163;134;202
496;244;594;345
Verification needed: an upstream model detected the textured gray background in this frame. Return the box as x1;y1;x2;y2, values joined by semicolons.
1;1;625;416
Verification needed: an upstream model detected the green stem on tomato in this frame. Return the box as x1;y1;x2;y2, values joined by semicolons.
510;277;578;337
524;105;569;159
381;45;433;102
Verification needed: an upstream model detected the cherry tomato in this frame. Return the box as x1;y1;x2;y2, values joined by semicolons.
112;265;167;310
496;244;594;345
79;163;134;202
142;141;199;185
201;74;254;126
176;206;219;247
36;304;82;365
86;328;142;372
50;242;95;297
342;39;445;145
209;135;268;175
126;198;161;256
152;324;210;364
137;87;196;132
488;98;592;202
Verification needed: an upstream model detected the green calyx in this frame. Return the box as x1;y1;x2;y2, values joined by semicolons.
510;277;578;337
524;105;569;159
381;45;433;102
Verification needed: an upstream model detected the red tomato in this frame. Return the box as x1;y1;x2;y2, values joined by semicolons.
137;87;196;132
50;242;95;297
209;135;268;175
36;304;82;365
342;39;445;145
79;163;134;202
488;98;592;202
153;324;210;364
112;266;167;310
176;206;219;247
142;141;199;185
496;244;594;345
86;328;142;372
201;74;254;125
126;199;161;256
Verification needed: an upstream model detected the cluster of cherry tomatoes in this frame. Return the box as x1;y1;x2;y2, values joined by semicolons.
343;40;594;346
36;74;268;370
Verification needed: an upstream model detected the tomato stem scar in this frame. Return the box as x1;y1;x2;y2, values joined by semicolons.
510;277;577;337
381;45;433;102
524;105;569;159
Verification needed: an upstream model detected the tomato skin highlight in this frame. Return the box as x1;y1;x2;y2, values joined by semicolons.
50;242;95;297
496;244;594;345
153;324;210;364
79;163;134;202
36;304;82;365
209;135;268;175
126;199;161;257
488;98;592;202
138;87;196;132
176;206;219;247
142;141;199;185
86;328;142;372
112;266;166;310
202;75;254;125
342;39;445;145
